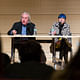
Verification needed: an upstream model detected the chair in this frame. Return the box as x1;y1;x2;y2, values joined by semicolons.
50;38;72;69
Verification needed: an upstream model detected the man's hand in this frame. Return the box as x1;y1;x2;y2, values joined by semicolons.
53;31;56;35
12;30;17;35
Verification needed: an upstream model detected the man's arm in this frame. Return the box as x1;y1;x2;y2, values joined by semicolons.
27;23;36;35
7;23;18;35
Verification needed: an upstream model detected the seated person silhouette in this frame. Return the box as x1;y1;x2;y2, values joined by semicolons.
5;40;55;80
51;43;80;80
0;37;11;77
1;53;11;71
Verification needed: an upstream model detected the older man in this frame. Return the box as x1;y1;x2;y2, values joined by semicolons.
8;12;36;61
8;12;36;35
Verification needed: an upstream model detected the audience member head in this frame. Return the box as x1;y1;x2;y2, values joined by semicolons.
0;37;2;75
65;45;80;80
19;40;44;63
0;37;11;75
1;53;11;68
51;42;80;80
41;49;46;64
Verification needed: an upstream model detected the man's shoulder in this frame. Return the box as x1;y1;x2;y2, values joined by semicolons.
12;22;22;28
27;22;35;26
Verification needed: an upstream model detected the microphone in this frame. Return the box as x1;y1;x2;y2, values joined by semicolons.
59;22;64;27
59;22;64;35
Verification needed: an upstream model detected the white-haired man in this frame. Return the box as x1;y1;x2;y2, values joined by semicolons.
8;12;36;60
8;12;36;35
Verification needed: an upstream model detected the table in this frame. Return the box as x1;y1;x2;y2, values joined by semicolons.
1;34;79;63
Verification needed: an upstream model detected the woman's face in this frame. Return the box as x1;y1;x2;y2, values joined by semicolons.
58;18;66;24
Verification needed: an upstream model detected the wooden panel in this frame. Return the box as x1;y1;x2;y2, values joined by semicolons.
31;14;58;33
0;14;80;34
0;14;20;33
67;15;80;33
41;0;80;14
0;0;41;14
0;0;80;14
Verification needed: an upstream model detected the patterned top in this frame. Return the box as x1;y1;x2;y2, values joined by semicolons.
51;22;72;44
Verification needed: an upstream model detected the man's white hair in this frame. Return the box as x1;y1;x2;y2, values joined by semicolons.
21;12;31;23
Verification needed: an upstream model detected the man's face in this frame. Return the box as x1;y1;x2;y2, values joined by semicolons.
58;18;66;24
21;14;29;25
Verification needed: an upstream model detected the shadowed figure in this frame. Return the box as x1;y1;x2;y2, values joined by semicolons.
0;36;11;77
51;42;80;80
5;40;55;80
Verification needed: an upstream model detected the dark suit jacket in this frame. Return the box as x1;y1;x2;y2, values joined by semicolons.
8;22;35;35
7;22;36;50
5;61;54;80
